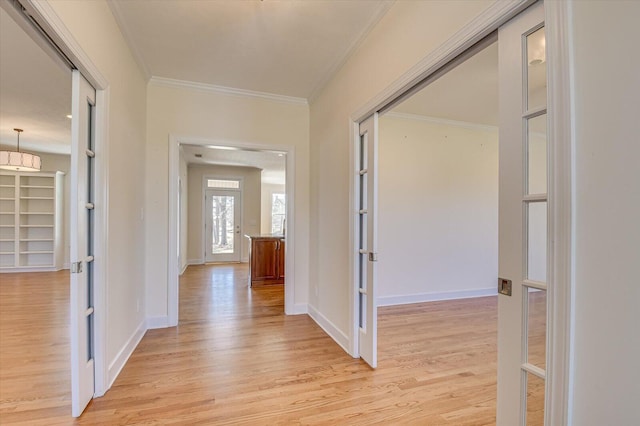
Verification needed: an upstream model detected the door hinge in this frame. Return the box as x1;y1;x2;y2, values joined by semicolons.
71;261;83;274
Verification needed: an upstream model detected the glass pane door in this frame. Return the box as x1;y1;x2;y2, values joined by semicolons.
205;189;241;263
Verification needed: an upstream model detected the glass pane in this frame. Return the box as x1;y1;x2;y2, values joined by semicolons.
207;179;240;189
527;27;547;110
211;195;235;254
527;287;546;369
271;193;286;235
527;114;547;195
525;372;545;426
527;201;547;282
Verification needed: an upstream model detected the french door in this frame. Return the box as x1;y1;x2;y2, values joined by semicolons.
70;70;96;417
204;189;241;263
356;113;379;368
497;2;548;425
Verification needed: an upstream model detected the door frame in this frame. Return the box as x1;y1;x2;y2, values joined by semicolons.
168;135;297;323
14;0;111;397
348;1;575;424
202;180;243;263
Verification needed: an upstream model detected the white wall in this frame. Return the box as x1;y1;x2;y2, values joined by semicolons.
145;83;310;320
309;0;493;340
570;1;640;424
187;164;261;263
261;182;286;234
47;0;147;379
377;115;498;304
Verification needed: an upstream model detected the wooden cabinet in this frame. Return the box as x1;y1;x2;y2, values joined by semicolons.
0;171;65;272
247;236;285;286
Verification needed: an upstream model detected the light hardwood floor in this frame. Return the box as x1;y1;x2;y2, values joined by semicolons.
0;264;539;425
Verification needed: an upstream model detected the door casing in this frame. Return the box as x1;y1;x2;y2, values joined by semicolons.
6;0;111;400
168;136;298;323
348;1;575;424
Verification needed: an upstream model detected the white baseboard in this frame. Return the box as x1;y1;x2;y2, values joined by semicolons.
146;316;170;329
107;319;146;389
287;303;308;315
179;262;188;275
377;287;497;307
188;258;203;265
307;304;350;355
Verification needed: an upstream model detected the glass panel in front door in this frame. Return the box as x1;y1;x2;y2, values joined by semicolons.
211;195;235;254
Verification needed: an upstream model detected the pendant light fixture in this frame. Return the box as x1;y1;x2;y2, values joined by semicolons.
0;128;41;172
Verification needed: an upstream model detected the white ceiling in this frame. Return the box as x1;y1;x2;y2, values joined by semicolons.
109;0;394;99
182;144;286;185
0;7;71;155
1;1;546;170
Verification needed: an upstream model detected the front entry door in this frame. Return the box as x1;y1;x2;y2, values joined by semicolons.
205;189;241;263
70;70;96;417
497;2;548;425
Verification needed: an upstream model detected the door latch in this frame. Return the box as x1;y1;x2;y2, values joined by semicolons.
71;261;83;274
368;252;378;262
498;278;512;296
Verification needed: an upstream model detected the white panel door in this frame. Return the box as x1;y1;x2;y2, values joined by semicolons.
205;189;241;263
497;2;548;425
70;70;96;417
358;113;379;368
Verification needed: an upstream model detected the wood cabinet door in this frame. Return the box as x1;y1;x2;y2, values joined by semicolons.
251;239;279;281
277;240;285;280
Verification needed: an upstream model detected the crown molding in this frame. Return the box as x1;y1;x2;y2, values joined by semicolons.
385;111;497;132
149;76;308;106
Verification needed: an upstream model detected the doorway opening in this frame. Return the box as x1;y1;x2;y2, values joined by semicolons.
350;2;555;424
168;137;296;325
0;0;109;418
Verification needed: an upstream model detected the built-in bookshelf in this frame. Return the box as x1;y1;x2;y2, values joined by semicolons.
0;171;64;272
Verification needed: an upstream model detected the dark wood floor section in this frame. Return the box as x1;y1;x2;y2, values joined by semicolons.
1;264;500;425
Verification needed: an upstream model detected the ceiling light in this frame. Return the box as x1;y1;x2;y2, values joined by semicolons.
0;128;42;172
66;114;72;119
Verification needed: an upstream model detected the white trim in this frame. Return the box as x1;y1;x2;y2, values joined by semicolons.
179;262;189;275
188;258;204;266
150;77;308;106
168;135;297;326
0;266;63;273
545;1;576;425
384;111;498;133
93;86;110;397
351;0;533;122
19;0;112;399
377;288;497;307
146;316;170;330
21;1;108;90
107;320;146;389
307;304;350;355
307;1;395;103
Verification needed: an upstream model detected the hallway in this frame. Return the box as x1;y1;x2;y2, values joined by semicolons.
1;264;502;425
